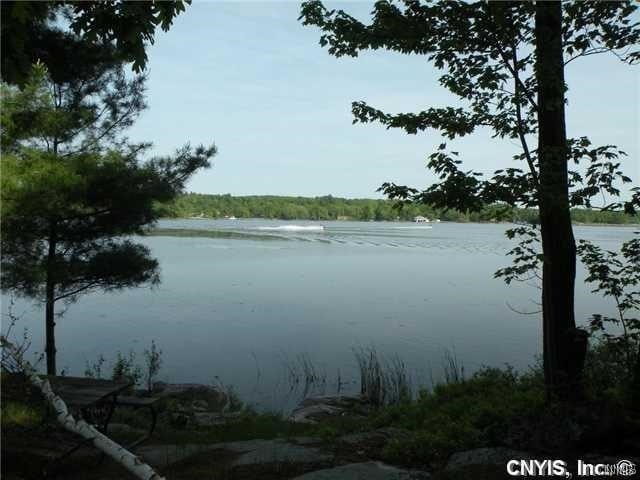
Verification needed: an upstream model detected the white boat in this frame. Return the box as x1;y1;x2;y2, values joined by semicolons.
414;216;430;223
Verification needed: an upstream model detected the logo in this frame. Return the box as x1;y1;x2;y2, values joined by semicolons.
577;459;637;476
616;460;636;476
507;459;637;477
507;460;571;477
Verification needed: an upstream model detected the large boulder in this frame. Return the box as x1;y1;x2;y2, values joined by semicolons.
153;382;229;409
152;382;232;428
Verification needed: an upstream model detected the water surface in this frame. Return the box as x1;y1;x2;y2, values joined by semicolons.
3;219;635;410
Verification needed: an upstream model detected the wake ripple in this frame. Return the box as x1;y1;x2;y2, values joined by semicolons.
256;225;325;232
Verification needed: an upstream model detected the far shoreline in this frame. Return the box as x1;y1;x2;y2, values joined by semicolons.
156;217;639;228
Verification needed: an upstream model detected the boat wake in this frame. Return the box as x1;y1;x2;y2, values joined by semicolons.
390;226;433;230
256;225;325;232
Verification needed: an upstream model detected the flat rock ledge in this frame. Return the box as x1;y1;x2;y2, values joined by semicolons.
138;438;333;469
291;461;431;480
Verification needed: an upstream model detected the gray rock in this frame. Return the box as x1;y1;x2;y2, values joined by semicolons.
298;395;370;409
190;399;209;412
154;382;213;395
290;436;324;446
291;461;430;479
139;439;333;469
290;395;371;424
446;447;532;471
289;404;344;424
107;422;145;436
153;382;228;409
218;439;333;466
138;443;210;468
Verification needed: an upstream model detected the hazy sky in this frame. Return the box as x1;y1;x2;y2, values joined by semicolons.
128;1;639;199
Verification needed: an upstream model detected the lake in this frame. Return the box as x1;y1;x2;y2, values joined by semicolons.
2;219;636;411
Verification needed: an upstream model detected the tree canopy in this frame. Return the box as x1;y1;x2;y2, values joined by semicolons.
1;0;191;85
300;1;639;215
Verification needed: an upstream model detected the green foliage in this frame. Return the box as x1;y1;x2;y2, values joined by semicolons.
1;57;214;374
583;339;636;406
84;354;106;380
111;351;143;387
371;367;546;465
84;341;164;390
314;424;340;442
143;340;163;393
161;193;435;221
495;224;542;285
158;193;637;225
1;1;191;84
578;234;640;404
1;401;43;428
300;1;639;216
0;372;47;429
1;64;215;302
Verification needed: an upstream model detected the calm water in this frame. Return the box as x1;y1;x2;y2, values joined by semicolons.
2;220;636;411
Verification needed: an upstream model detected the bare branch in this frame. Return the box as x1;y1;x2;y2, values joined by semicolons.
506;300;542;315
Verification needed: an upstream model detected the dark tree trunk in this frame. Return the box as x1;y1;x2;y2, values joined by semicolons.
45;232;57;375
535;1;585;399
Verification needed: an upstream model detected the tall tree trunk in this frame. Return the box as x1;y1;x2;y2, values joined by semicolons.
535;1;585;399
45;232;57;375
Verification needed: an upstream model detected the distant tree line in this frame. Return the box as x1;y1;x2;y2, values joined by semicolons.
157;193;638;224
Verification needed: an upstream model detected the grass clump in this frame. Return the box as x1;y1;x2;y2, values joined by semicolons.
1;401;43;428
354;346;412;407
1;372;47;430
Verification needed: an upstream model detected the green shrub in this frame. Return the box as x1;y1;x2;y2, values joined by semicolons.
111;351;142;386
372;366;546;466
143;340;163;392
583;336;640;407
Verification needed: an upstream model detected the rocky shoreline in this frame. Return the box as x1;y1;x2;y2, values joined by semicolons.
4;380;639;479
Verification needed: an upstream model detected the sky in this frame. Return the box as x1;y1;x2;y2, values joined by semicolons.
127;1;639;199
